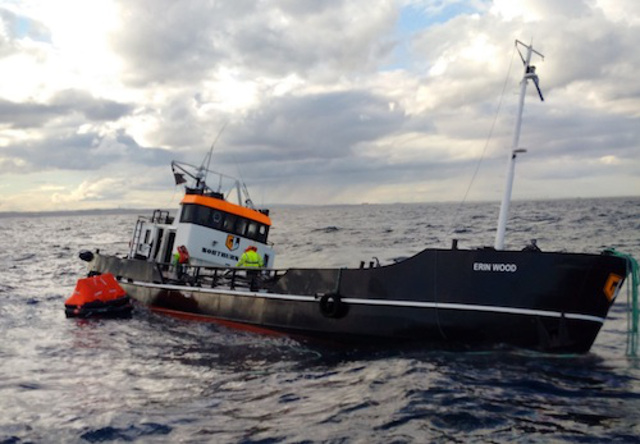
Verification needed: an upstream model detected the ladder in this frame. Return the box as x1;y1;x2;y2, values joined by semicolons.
128;218;145;259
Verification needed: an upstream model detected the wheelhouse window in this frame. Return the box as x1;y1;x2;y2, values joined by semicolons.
181;204;196;223
222;214;236;232
211;210;223;229
235;218;248;236
195;206;212;226
180;203;269;243
246;222;257;239
257;224;268;243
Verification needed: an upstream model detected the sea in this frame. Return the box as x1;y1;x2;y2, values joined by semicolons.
1;197;639;443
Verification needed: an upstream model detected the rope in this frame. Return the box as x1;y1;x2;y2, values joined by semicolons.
448;44;517;235
605;248;640;357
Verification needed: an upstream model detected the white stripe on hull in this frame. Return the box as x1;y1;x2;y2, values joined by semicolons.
128;281;606;325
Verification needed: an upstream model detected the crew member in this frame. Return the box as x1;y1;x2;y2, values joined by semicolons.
173;245;190;264
172;245;190;279
237;246;264;291
237;246;264;268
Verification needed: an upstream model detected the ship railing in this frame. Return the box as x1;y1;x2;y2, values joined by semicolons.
157;262;287;292
150;209;174;225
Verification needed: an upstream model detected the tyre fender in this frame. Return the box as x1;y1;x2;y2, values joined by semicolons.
319;293;348;318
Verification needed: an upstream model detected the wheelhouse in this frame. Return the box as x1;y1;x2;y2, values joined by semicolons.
174;192;274;267
127;158;276;268
179;194;271;243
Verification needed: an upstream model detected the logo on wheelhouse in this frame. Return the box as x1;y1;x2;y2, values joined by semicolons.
226;235;240;251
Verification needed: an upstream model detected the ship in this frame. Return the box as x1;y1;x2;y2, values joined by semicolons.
77;41;635;353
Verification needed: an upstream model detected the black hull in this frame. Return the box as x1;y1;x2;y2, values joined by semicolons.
86;248;629;353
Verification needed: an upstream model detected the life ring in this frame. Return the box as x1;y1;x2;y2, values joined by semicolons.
319;293;347;318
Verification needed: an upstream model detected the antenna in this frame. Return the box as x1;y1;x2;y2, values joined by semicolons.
197;122;228;189
232;155;256;209
170;122;256;210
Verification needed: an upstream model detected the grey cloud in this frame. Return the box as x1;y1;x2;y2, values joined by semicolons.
541;21;639;89
227;90;405;163
230;1;397;77
50;90;134;121
3;132;98;172
1;129;172;173
411;6;639;105
0;91;133;128
131;98;229;156
518;0;592;19
519;108;640;161
0;99;62;128
111;1;228;86
111;0;397;85
240;147;492;196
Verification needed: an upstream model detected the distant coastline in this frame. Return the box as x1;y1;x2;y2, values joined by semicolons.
1;195;637;219
0;208;152;219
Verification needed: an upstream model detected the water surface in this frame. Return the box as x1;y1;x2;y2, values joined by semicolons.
1;197;639;442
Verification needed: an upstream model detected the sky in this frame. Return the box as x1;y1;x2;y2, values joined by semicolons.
0;0;638;212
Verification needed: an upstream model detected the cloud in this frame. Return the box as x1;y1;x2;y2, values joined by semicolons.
0;99;63;129
0;7;50;52
51;177;125;204
491;0;591;21
50;90;134;121
230;89;406;162
0;0;638;212
0;90;133;128
0;128;172;174
110;0;398;85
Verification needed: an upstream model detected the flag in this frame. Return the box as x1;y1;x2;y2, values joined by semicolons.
173;172;187;185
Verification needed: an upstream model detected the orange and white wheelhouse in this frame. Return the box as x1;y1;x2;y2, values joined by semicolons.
174;194;275;267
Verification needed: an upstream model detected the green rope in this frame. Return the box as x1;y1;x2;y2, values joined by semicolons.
605;249;640;357
627;254;640;357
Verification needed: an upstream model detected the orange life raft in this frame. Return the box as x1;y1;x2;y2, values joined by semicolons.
65;273;133;318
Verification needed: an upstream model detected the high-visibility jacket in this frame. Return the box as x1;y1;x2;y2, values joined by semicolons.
237;250;264;268
172;248;189;265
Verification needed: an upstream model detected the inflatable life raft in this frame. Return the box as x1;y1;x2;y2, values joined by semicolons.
65;273;133;318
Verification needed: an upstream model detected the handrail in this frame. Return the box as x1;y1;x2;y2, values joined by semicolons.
158;261;288;292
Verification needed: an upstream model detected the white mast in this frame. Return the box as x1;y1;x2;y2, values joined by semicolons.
494;40;544;250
